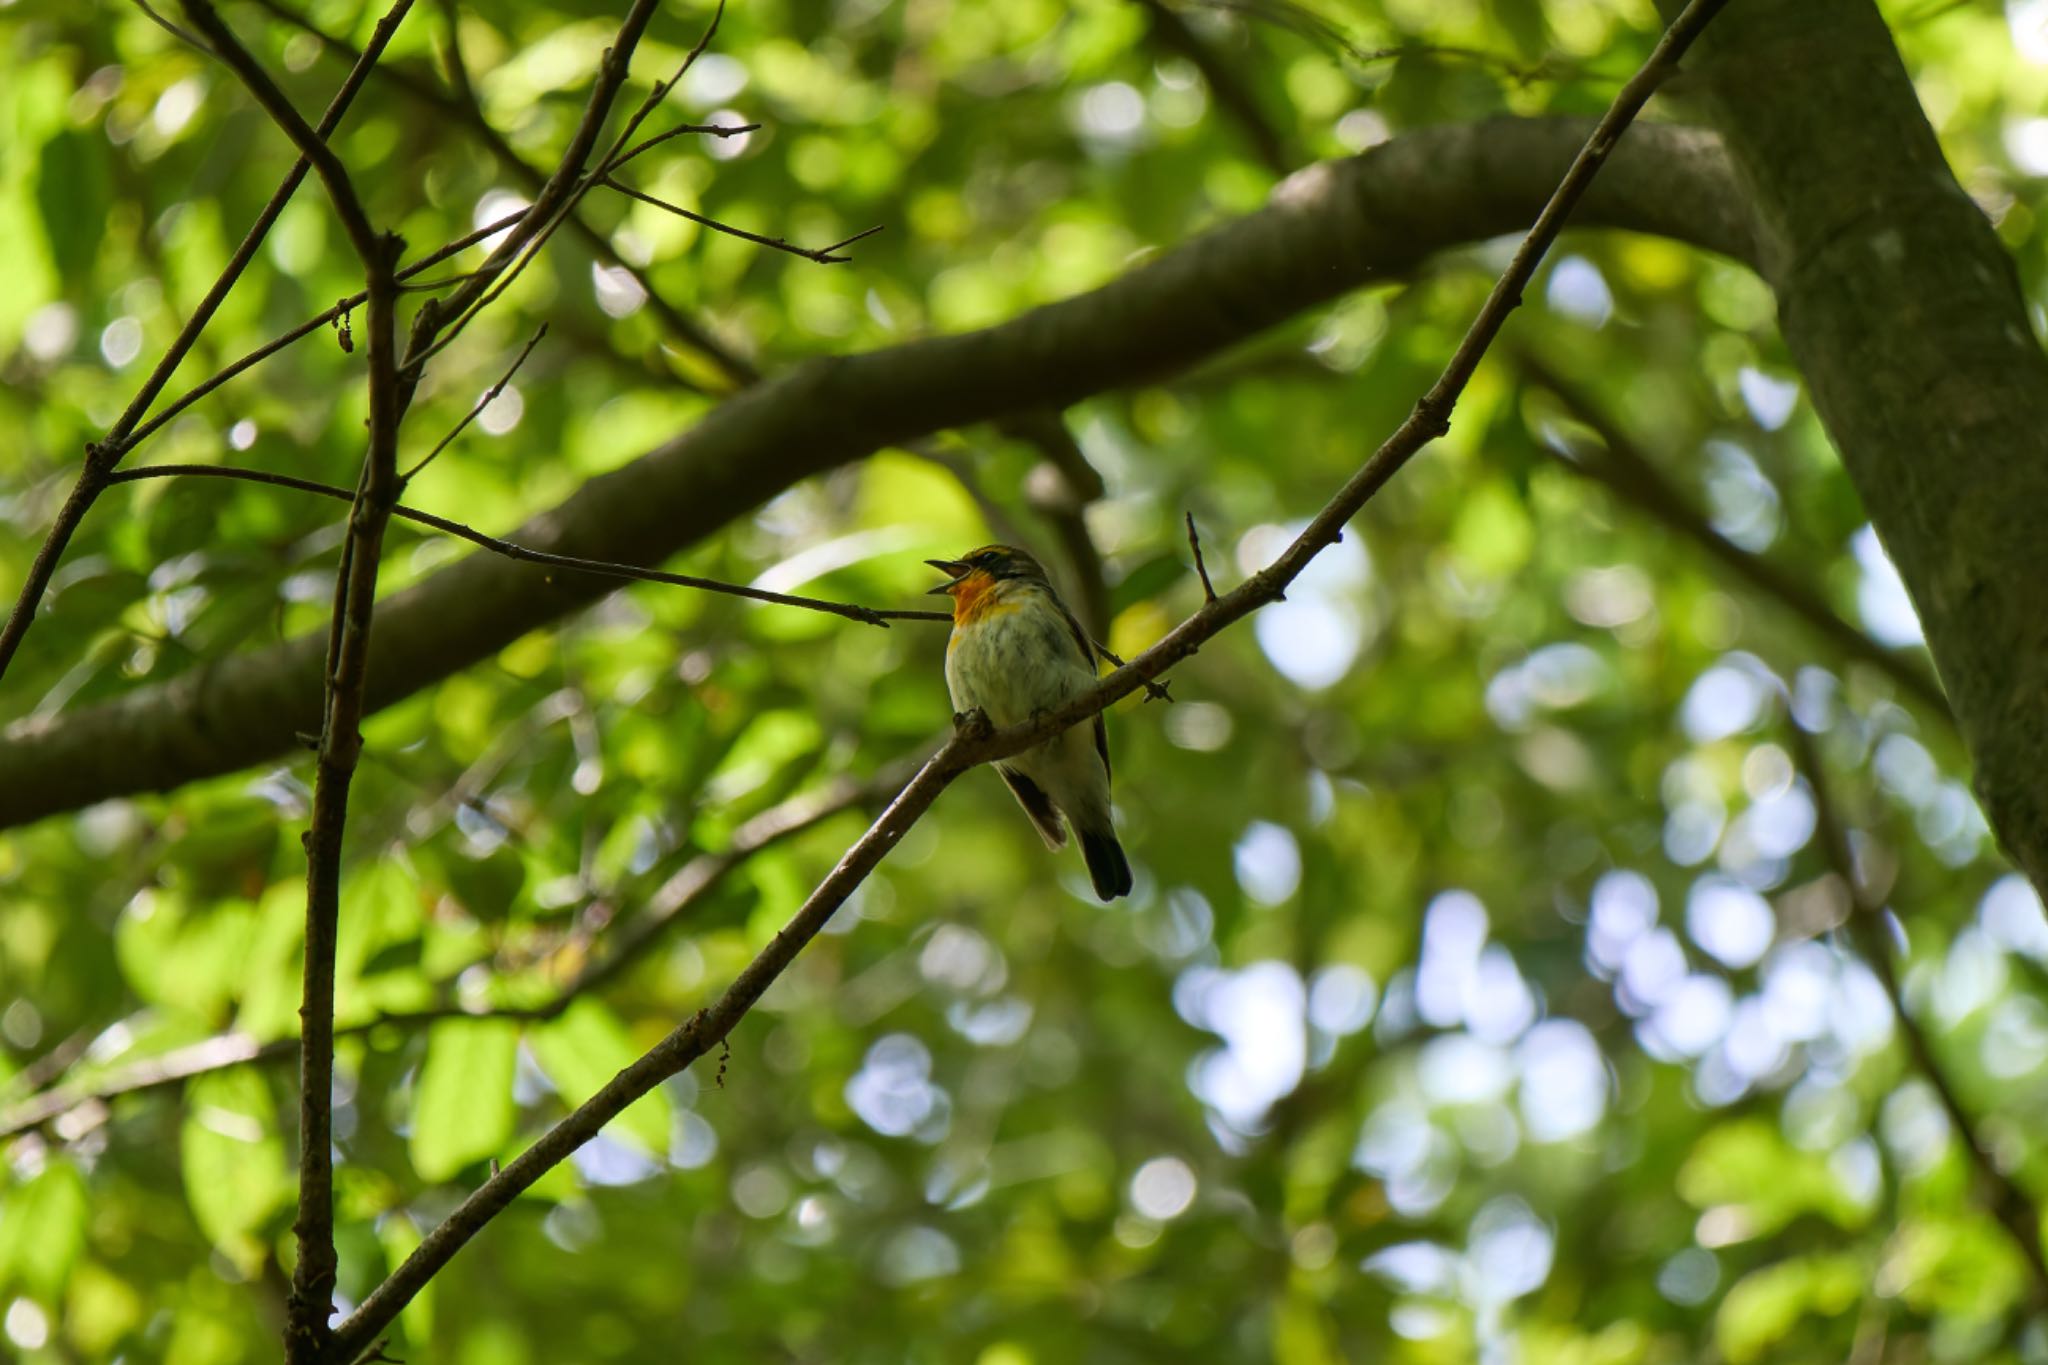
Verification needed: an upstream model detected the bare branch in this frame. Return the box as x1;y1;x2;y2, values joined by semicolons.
179;0;381;263
245;0;759;388
403;325;549;483
329;4;1732;1349
602;177;883;265
1185;511;1218;602
411;0;665;341
0;0;415;684
104;464;950;625
127;0;212;52
285;228;405;1365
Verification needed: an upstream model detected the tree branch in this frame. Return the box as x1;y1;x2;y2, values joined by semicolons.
328;5;1731;1351
244;0;761;388
0;116;1754;830
1512;346;1952;721
0;0;414;684
1784;716;2048;1305
179;0;381;262
103;464;949;625
600;177;882;263
1661;0;2048;896
286;229;402;1358
402;325;549;482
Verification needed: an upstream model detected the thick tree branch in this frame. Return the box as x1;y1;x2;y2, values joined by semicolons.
329;7;1730;1352
1661;0;2048;895
0;117;1753;830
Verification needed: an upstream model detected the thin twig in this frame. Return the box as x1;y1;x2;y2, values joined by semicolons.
1186;511;1218;602
105;464;951;625
126;209;520;450
402;324;548;483
1784;715;2048;1305
399;0;708;371
1090;641;1173;704
328;5;1731;1352
0;0;415;685
407;0;665;347
248;0;759;389
614;119;761;163
602;177;883;264
129;0;213;52
180;0;381;262
1515;347;1951;722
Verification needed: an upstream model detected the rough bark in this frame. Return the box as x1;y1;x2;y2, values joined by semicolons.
1664;0;2048;893
0;117;1754;829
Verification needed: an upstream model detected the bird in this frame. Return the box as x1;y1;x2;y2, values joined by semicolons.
927;544;1134;901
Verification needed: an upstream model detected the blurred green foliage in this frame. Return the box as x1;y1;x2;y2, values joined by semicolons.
5;0;2048;1361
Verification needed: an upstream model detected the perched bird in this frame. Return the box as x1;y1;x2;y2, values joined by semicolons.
928;545;1133;901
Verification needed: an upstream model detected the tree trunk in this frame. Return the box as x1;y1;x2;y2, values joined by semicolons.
1667;0;2048;894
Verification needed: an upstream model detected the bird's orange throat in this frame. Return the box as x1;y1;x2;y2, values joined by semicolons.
945;571;1008;626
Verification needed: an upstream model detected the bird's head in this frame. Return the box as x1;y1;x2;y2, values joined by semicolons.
925;545;1050;597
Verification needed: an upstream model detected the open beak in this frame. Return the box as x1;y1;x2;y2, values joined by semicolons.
926;558;969;595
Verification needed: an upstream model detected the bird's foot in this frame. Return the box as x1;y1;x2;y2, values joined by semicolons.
952;707;994;740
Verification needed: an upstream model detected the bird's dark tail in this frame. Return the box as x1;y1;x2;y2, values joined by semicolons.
1079;827;1133;902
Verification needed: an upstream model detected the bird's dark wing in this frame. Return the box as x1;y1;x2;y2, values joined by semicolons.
1052;595;1096;668
998;765;1067;849
1049;593;1112;782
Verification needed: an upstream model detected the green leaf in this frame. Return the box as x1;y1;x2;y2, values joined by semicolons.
35;129;113;286
409;1017;521;1183
0;1159;88;1298
1716;1253;1862;1363
528;998;673;1157
180;1070;291;1276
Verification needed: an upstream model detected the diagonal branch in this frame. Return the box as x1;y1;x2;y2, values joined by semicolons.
179;0;381;262
1784;716;2048;1305
329;3;1731;1352
402;325;549;482
1513;347;1952;722
601;177;884;264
